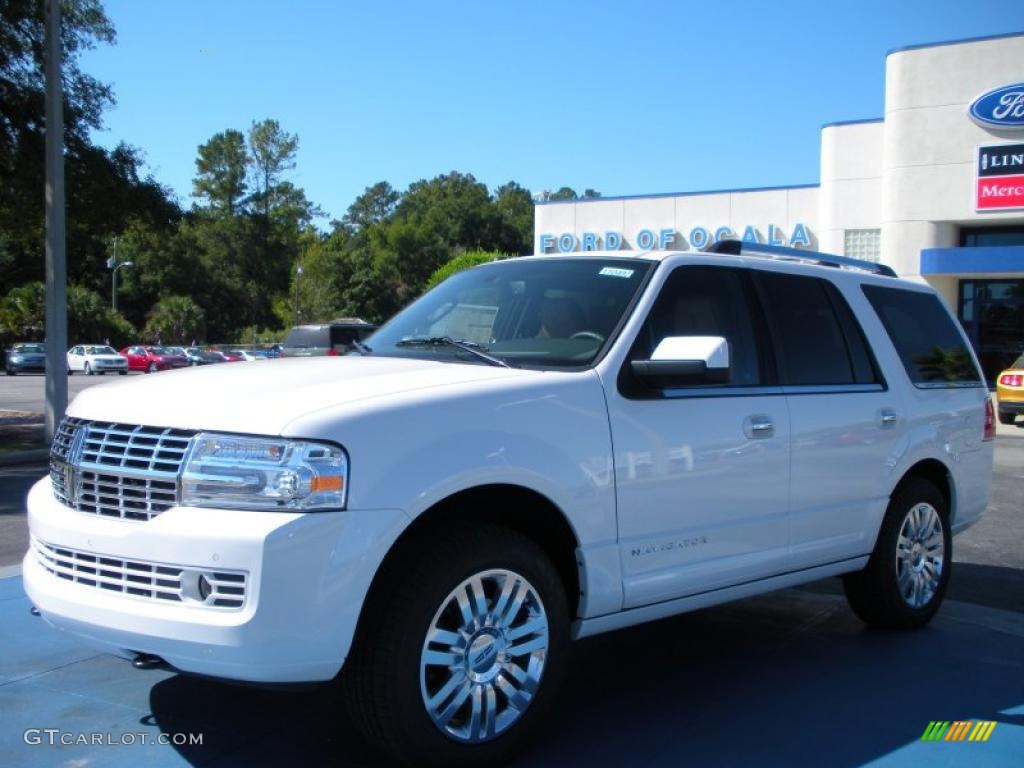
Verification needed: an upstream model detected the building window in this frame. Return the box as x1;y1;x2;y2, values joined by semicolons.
960;225;1024;247
844;229;881;263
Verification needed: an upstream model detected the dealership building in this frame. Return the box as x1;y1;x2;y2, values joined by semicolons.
534;32;1024;382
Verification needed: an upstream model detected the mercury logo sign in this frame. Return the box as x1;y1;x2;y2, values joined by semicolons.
969;83;1024;130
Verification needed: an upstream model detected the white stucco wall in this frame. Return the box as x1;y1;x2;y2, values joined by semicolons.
818;121;884;255
881;35;1024;282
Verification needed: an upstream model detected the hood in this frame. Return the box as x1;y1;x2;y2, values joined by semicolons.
67;355;538;434
86;354;126;362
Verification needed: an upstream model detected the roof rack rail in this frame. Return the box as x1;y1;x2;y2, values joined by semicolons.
708;239;897;277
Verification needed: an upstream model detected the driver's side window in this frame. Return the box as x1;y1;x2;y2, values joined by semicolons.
629;266;764;388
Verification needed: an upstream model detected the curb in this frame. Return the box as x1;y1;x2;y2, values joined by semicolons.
0;449;49;467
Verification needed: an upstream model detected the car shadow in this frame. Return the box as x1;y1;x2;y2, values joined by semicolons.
149;588;1024;766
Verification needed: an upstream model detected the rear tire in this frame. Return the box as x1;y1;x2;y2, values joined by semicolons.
998;409;1016;425
343;524;569;767
843;478;951;629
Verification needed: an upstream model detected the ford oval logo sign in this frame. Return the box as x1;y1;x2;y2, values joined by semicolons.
969;83;1024;130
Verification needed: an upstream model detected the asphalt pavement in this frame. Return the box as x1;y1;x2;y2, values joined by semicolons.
0;370;139;415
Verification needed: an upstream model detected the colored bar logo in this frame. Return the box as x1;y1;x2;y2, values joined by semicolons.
921;721;997;742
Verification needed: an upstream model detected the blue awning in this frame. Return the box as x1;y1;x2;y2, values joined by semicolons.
920;246;1024;275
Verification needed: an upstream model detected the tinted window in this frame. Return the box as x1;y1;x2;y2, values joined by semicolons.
757;272;866;386
628;266;762;387
863;285;982;386
284;327;329;348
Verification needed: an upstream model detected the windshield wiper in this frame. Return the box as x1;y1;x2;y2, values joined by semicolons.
394;336;512;368
350;339;372;355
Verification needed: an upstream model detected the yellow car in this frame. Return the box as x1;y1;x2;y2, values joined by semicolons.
997;353;1024;425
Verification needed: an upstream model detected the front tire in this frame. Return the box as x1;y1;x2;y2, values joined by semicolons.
147;362;157;374
843;478;951;629
344;525;569;767
84;362;93;376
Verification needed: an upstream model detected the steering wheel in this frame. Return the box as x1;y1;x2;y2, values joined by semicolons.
570;330;605;342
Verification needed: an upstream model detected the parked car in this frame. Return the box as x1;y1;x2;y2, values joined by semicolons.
184;347;227;366
281;319;376;357
4;342;46;375
218;349;244;362
66;345;128;376
996;352;1024;425
119;345;189;373
25;243;994;766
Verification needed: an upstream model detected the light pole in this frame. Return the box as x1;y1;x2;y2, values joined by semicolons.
111;259;133;312
294;265;303;325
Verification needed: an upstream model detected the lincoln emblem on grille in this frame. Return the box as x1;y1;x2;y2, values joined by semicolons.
63;426;87;506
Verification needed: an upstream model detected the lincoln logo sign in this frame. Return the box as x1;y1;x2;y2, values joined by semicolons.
969;83;1024;130
976;143;1024;211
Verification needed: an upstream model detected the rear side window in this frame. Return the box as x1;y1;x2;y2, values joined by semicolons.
756;272;877;386
284;327;328;348
862;285;982;387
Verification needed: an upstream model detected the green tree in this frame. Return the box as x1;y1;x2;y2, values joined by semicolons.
492;182;534;254
66;284;134;346
0;282;46;340
144;296;206;344
426;250;506;290
0;1;180;296
193;129;248;215
247;118;299;219
333;181;399;234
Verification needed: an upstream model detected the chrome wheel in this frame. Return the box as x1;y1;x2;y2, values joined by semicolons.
420;568;549;744
895;502;944;608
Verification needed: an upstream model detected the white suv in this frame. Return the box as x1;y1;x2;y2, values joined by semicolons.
24;243;994;765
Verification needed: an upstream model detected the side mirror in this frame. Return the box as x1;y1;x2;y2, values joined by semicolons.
630;335;730;385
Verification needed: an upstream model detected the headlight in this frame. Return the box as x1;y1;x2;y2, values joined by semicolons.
181;434;348;511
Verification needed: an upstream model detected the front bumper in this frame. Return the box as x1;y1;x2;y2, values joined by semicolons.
8;359;45;372
23;477;408;682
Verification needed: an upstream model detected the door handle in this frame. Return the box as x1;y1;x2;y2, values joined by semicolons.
744;415;775;439
878;408;898;428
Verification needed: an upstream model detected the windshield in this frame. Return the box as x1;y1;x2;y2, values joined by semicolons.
1013;354;1024;370
85;346;117;355
14;344;45;353
367;258;653;368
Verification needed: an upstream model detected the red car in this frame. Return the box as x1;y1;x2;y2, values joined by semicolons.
120;345;189;373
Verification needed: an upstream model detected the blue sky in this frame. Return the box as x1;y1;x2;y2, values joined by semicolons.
81;1;1024;225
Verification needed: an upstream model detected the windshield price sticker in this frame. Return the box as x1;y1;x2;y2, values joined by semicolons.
599;267;634;278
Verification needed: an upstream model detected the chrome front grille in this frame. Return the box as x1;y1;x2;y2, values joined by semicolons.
77;470;178;521
32;537;248;609
79;421;193;475
49;418;195;521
